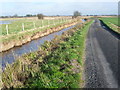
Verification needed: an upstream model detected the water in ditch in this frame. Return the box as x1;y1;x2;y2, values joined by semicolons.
0;25;76;69
0;20;16;24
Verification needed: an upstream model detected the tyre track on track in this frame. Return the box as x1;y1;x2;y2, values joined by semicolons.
84;19;119;88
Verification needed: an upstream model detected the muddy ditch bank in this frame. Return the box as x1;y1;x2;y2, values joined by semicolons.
0;22;78;52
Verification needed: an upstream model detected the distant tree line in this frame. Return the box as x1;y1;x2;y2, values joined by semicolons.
25;14;36;17
0;12;118;18
0;14;36;18
78;14;118;16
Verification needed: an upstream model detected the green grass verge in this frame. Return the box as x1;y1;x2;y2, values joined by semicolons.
100;17;119;33
2;20;93;89
100;17;118;26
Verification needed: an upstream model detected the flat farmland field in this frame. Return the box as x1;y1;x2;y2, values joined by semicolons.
101;17;118;26
0;18;70;36
100;17;119;33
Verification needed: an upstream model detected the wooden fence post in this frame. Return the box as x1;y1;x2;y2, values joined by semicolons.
53;19;55;25
33;22;36;28
41;20;43;28
63;18;65;22
61;18;62;23
58;19;60;24
48;20;50;26
65;18;67;22
69;19;71;23
6;25;9;35
22;23;24;31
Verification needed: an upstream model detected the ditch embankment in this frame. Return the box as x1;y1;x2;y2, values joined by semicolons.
1;23;76;69
2;20;92;89
1;21;78;52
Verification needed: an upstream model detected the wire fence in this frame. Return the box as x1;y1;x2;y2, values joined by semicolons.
1;18;74;36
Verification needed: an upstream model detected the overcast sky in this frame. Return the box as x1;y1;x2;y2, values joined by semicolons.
0;0;119;16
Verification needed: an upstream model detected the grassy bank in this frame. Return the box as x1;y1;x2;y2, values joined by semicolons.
1;19;71;36
2;20;93;89
100;17;118;26
1;19;78;44
1;21;78;52
100;17;119;33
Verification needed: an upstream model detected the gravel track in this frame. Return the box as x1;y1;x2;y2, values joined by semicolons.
84;19;119;88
